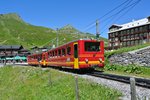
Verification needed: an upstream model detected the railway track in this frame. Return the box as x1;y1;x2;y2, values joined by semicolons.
87;71;150;89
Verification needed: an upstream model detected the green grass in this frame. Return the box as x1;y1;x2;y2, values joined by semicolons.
0;66;121;100
103;64;150;78
105;43;150;58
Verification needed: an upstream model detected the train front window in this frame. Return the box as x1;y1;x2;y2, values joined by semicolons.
84;42;100;52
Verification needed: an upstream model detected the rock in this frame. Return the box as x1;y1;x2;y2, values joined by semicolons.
109;47;150;67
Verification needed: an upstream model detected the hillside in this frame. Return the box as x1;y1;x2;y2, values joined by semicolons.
58;24;81;34
0;13;107;49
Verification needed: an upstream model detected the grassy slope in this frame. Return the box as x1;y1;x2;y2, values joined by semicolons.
0;13;108;49
0;66;121;100
105;43;150;58
0;13;56;48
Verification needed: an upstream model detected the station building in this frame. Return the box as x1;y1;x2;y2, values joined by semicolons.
0;45;30;63
108;16;150;50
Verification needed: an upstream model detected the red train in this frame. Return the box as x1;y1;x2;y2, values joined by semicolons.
27;39;104;69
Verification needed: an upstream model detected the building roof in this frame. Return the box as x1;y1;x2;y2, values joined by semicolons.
108;17;150;33
121;18;148;30
109;24;122;30
0;45;23;50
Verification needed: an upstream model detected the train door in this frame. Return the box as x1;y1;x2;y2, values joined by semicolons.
42;53;46;66
74;42;79;69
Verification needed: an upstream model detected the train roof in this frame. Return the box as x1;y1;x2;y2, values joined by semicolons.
28;39;103;56
48;38;102;51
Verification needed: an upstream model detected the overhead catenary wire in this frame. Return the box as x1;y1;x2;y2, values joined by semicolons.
100;0;134;23
100;0;142;35
82;0;133;32
83;0;142;37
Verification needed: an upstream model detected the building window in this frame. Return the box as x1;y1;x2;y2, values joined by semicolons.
115;38;118;41
113;43;115;46
115;32;118;36
120;42;122;46
131;41;134;45
120;31;123;36
127;41;130;46
112;33;115;37
131;35;134;39
144;33;147;37
109;33;112;37
124;36;126;40
149;25;150;30
140;33;143;38
135;34;138;38
139;40;143;44
120;37;123;41
123;42;126;46
131;29;134;34
111;38;114;41
127;36;129;40
127;30;130;34
135;28;139;33
135;40;139;45
143;25;148;31
123;30;126;34
139;27;143;32
109;38;112;41
115;42;118;46
109;43;112;47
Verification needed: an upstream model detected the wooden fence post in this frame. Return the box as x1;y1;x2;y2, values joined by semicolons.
75;75;79;100
130;77;136;100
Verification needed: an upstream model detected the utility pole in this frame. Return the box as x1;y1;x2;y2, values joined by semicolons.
96;20;100;39
56;28;59;47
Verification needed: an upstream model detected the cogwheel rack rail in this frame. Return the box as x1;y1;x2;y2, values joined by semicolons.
87;71;150;89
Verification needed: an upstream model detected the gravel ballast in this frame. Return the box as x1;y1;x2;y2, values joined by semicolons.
79;75;150;100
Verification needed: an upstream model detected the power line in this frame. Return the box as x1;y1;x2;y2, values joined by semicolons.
82;0;132;32
101;0;134;23
100;0;142;35
84;0;142;37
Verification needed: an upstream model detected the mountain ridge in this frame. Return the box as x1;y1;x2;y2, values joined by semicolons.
0;13;107;48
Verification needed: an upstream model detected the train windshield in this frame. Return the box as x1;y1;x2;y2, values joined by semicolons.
84;42;100;52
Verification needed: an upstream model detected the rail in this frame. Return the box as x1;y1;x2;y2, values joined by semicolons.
87;71;150;89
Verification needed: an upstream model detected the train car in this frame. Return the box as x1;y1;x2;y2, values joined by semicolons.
27;53;42;66
27;39;104;69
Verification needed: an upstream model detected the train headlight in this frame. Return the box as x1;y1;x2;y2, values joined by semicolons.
99;58;102;62
85;58;88;63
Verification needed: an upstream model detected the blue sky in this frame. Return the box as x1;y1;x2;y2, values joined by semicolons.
0;0;150;38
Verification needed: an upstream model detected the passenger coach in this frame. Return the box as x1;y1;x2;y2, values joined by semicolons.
28;39;104;69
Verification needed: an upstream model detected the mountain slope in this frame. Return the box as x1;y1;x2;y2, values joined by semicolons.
0;13;56;48
58;24;81;34
0;13;108;48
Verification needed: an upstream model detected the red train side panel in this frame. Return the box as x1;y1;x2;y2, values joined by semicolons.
28;39;104;69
